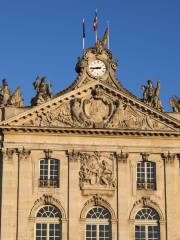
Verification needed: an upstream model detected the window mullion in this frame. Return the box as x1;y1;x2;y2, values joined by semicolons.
145;162;147;188
48;159;50;180
97;224;99;240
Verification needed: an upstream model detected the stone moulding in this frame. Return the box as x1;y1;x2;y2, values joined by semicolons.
1;126;180;137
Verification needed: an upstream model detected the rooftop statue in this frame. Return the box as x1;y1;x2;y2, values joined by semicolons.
31;76;52;106
0;79;24;107
0;79;11;106
169;96;180;112
141;80;164;111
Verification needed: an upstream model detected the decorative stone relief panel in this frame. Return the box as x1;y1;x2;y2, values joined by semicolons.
68;151;116;196
78;151;116;189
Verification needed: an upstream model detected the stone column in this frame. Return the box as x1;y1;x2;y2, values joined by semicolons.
116;151;129;240
17;148;31;240
161;153;176;240
0;148;18;240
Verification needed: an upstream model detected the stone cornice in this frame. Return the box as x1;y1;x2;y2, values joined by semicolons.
1;126;180;137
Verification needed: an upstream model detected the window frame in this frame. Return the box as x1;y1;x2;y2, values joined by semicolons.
85;207;112;240
35;205;62;240
136;161;156;190
134;208;160;240
39;158;60;188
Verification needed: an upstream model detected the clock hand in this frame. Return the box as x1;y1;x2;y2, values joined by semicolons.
90;67;102;69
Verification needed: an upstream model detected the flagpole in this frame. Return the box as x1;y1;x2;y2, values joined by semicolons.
96;9;98;42
82;17;85;52
107;20;110;49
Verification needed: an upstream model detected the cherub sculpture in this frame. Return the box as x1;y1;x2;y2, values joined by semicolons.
31;76;52;106
141;80;164;111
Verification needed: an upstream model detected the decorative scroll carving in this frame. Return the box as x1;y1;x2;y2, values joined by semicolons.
141;152;150;162
84;194;111;208
31;76;52;106
141;80;164;111
161;153;176;165
44;149;53;159
3;148;17;161
18;148;31;160
117;151;129;163
21;86;173;131
77;151;116;189
133;197;158;208
0;79;24;107
169;96;180;112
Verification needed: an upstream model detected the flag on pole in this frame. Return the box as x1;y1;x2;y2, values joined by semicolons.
102;26;109;46
93;10;98;32
93;10;98;42
82;17;85;51
83;17;85;38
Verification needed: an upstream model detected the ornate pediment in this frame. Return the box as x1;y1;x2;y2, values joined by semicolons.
1;82;180;132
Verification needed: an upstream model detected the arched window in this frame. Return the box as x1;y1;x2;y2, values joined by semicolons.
39;158;59;187
137;161;156;190
36;205;62;240
135;208;160;240
86;207;111;240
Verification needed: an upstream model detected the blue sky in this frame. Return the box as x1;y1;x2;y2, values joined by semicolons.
0;0;180;110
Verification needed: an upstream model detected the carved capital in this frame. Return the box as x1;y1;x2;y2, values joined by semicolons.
18;148;31;160
141;152;150;161
44;149;53;159
176;154;180;167
2;148;17;161
66;150;79;162
117;151;129;163
161;153;176;165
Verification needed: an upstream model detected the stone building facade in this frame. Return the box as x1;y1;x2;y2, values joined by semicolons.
0;41;180;240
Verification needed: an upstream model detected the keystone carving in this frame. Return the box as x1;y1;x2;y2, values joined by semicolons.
133;196;158;208
141;152;150;162
77;151;116;189
44;149;53;159
84;194;111;208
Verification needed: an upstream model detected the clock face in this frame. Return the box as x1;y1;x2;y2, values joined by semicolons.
88;60;106;77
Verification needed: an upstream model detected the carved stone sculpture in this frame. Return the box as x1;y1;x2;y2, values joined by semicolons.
0;79;24;107
0;79;11;106
77;151;116;189
169;96;180;112
141;80;164;111
20;85;173;131
9;87;24;107
31;76;52;106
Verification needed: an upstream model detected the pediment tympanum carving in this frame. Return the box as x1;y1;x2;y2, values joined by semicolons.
4;84;176;132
